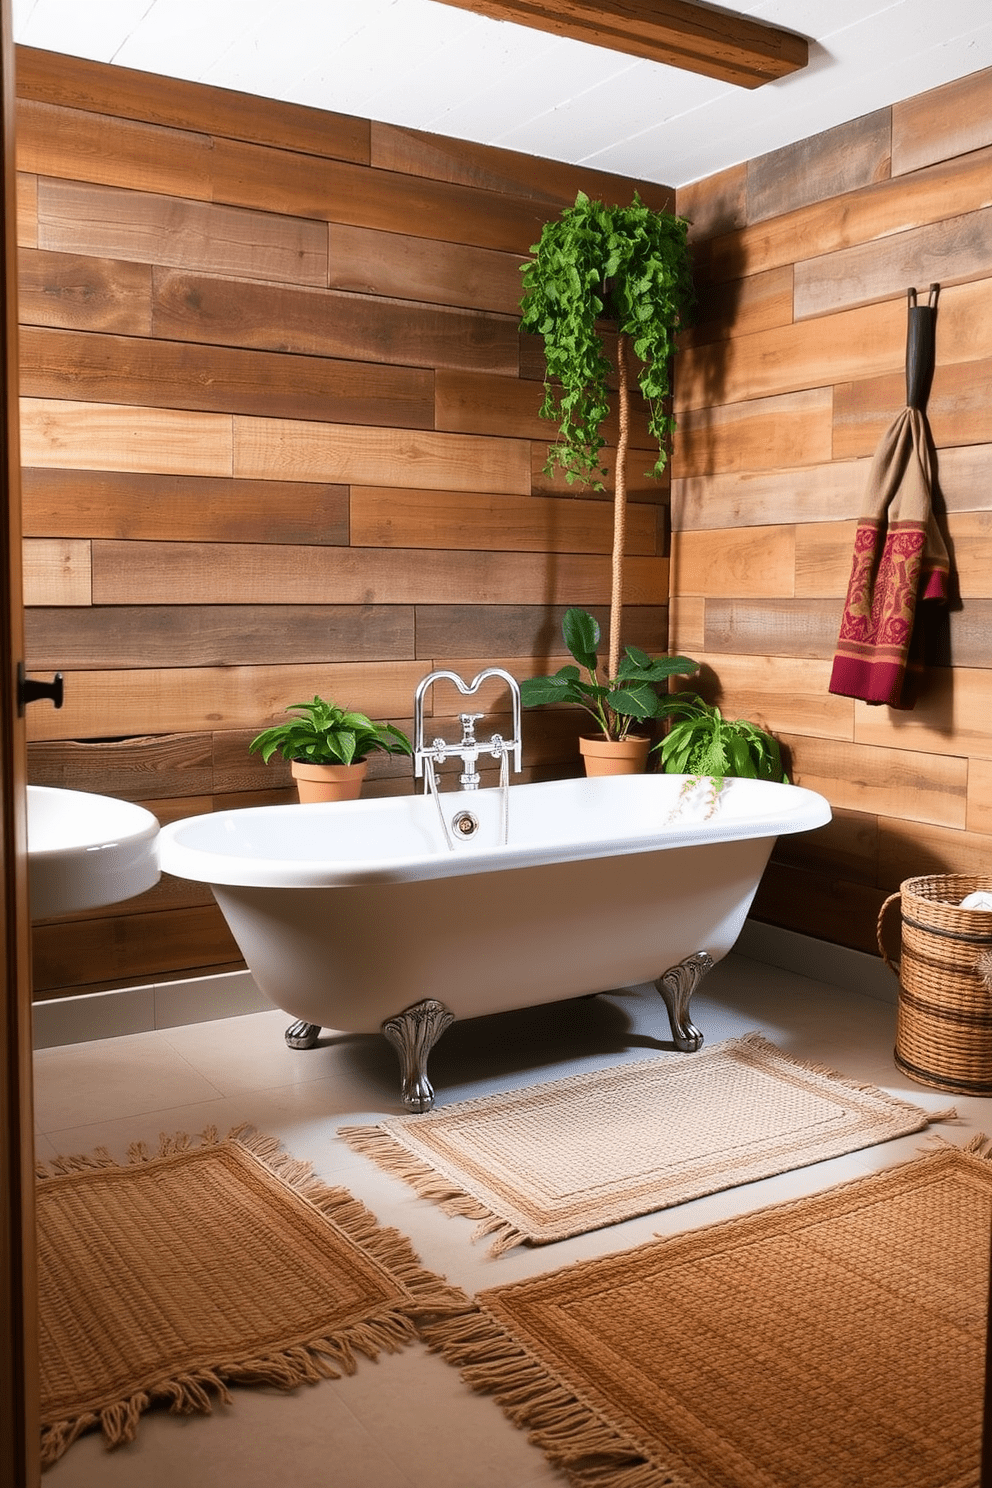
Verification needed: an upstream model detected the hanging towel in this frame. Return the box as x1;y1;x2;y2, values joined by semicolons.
828;289;950;710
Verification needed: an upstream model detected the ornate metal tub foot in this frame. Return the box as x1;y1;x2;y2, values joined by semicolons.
381;998;455;1113
654;951;714;1052
285;1020;321;1050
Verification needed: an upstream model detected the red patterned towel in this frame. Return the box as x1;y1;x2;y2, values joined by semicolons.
828;406;949;709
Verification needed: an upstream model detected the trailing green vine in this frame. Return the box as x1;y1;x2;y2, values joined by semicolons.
520;191;694;490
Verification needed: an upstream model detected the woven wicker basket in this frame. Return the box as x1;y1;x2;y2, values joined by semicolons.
878;874;992;1095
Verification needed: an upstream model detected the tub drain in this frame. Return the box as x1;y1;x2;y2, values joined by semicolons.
451;810;479;838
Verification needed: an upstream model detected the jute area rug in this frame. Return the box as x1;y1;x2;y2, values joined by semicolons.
341;1033;948;1253
35;1126;468;1469
425;1141;992;1488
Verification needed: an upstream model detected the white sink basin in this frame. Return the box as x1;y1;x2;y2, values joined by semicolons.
26;785;161;918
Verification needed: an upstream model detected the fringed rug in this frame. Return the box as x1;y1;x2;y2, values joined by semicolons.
425;1141;992;1488
36;1126;468;1469
341;1033;948;1253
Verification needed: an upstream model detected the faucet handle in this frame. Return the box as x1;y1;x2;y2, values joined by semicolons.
459;712;484;740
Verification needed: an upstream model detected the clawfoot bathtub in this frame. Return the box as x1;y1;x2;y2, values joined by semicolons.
159;774;830;1111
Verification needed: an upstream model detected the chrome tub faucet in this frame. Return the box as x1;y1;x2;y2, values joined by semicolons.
413;668;522;792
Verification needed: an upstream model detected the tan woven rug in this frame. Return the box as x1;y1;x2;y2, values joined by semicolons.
425;1141;991;1488
35;1126;467;1469
341;1033;948;1253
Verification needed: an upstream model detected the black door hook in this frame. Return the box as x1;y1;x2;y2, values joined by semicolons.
17;661;64;715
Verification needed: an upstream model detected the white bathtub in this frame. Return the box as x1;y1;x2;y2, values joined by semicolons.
159;774;830;1109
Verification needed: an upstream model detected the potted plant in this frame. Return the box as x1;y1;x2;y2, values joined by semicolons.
654;693;787;781
521;607;699;775
520;191;694;704
248;696;412;803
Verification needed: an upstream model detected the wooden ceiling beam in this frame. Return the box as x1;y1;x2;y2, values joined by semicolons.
431;0;808;88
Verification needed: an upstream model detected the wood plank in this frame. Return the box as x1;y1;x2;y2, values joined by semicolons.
676;163;747;241
833;356;992;461
19;247;152;335
667;596;705;653
705;592;992;669
877;815;992;885
15;44;371;164
23;662;427;742
27;734;213;799
35;176;328;288
746;110;890;225
769;806;878;886
88;539;668;608
693;144;992;286
17;98;214;200
413;604;668;660
350;485;657;554
797;511;992;601
436;366;653;446
24;605;415;670
967;758;992;835
21;538;90;605
152;269;520;377
673;649;854;742
750;863;885;955
20;326;435;430
674;390;833;477
794;520;858;598
680;265;794;348
945;513;992;598
782;732;967;830
16;170;36;248
674;443;992;534
676;303;904;414
854;667;992;761
892;64;992;177
208;136;552;255
212;729;298;796
705;598;838;658
328;222;526;315
370;122;673;212
429;0;807;86
672;459;869;532
21;469;350;546
670;525;794;597
928;600;992;670
530;439;669;503
20;398;233;476
233;415;530;495
931;444;992;514
31;904;240;993
435;367;546;441
795;209;992;320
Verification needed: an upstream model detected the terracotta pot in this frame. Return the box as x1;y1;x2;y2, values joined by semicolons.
291;759;368;803
578;735;651;777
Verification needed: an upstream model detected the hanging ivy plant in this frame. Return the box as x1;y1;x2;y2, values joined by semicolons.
519;190;695;490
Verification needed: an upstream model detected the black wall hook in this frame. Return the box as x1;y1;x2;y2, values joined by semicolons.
17;661;63;716
906;282;940;411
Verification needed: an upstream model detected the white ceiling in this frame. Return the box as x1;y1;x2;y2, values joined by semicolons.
11;0;992;187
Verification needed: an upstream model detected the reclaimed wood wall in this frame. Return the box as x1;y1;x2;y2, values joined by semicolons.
672;65;992;956
16;45;673;999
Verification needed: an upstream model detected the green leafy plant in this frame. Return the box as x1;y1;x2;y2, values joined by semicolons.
520;191;694;684
248;696;412;767
654;694;787;782
520;191;694;490
520;607;699;744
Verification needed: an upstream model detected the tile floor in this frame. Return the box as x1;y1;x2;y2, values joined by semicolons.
34;951;992;1487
